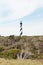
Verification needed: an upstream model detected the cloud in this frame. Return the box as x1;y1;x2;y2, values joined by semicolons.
23;21;43;36
0;0;43;36
0;21;20;36
0;0;43;23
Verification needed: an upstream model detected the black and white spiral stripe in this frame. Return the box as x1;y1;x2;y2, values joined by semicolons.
20;21;23;36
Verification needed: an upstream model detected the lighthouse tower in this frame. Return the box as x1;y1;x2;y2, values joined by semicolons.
20;21;23;37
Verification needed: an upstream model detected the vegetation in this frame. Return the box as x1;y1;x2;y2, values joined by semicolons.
0;46;4;52
0;35;43;59
0;49;20;59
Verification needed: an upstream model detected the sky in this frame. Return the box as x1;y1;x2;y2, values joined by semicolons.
0;0;43;36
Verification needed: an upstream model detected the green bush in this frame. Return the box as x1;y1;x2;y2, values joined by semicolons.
0;49;20;59
0;46;4;52
37;54;43;59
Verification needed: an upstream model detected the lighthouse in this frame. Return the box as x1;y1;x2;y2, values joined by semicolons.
20;21;23;37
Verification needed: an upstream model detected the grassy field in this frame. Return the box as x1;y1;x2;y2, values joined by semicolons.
0;58;43;65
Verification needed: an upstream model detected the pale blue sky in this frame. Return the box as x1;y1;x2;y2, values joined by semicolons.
0;0;43;36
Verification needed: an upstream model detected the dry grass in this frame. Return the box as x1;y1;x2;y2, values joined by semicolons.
0;58;43;65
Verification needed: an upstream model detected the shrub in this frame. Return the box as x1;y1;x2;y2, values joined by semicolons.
0;46;4;52
0;49;21;59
